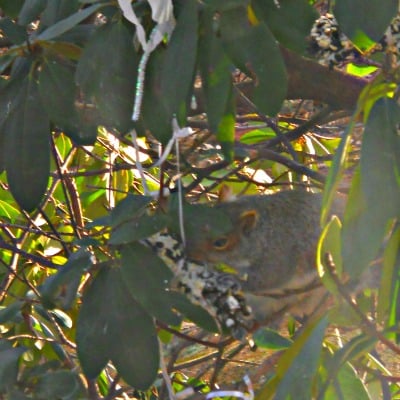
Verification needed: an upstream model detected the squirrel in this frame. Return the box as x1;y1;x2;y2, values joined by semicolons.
184;190;346;324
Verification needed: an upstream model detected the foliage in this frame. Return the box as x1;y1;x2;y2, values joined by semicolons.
0;0;399;399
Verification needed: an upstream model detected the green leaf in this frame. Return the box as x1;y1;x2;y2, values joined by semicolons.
35;370;82;400
251;0;318;53
110;212;169;245
76;269;110;379
77;267;159;389
0;301;23;324
216;91;235;161
378;225;400;328
256;316;328;400
334;0;398;45
110;194;153;227
253;327;293;350
317;216;343;295
0;199;20;221
168;291;219;332
320;333;376;398
220;6;287;116
39;58;77;134
4;78;50;212
120;242;181;325
0;0;24;18
38;3;104;40
198;9;233;134
0;341;26;392
360;98;400;222
321;115;355;225
140;47;173;145
40;249;93;310
38;56;97;144
342;99;400;278
75;21;138;132
18;0;47;26
40;0;80;27
0;17;28;44
325;361;371;400
160;0;198;117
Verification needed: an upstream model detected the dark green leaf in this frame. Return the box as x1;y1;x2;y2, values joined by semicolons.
40;250;93;310
120;242;181;325
0;17;28;44
75;21;138;133
257;316;328;399
40;0;80;27
38;56;97;144
110;194;153;226
168;291;219;332
325;362;371;400
253;327;292;350
38;3;104;40
0;0;24;18
0;341;26;392
220;6;287;115
378;227;400;338
275;317;328;399
334;0;398;45
343;99;400;278
140;47;172;145
203;0;248;11
160;0;198;117
18;0;47;26
110;212;169;245
4;78;50;211
251;0;318;53
360;98;400;221
77;267;159;389
321;333;376;397
0;300;23;324
39;58;78;133
35;370;82;399
77;268;116;378
198;9;232;133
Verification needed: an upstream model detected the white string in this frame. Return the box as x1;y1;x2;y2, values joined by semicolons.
129;130;151;196
117;0;175;121
175;132;186;246
205;375;254;400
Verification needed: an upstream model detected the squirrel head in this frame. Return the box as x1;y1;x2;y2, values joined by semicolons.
185;208;260;265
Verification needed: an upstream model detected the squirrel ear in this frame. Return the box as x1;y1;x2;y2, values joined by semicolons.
239;210;259;234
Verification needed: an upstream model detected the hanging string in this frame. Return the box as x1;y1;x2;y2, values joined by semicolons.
132;27;158;121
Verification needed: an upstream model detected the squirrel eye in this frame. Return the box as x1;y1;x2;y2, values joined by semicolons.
213;237;229;250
